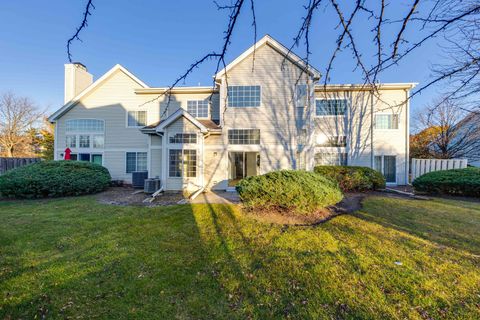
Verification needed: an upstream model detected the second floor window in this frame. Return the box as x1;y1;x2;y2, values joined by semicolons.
317;135;347;147
65;119;105;149
126;152;147;173
227;86;261;107
316;99;347;116
187;100;209;118
127;110;147;127
169;133;197;144
375;114;399;129
315;152;347;166
228;129;260;145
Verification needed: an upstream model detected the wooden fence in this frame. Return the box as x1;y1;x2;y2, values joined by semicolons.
411;158;468;181
0;157;41;175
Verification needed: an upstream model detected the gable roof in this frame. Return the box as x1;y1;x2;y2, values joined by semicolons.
215;34;321;79
153;108;210;133
49;64;148;122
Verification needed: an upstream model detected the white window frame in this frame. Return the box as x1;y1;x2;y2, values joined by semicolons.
69;152;104;165
315;98;348;117
374;113;399;130
168;149;197;178
126;110;147;128
227;85;262;108
64;119;105;150
374;154;397;184
186;100;210;119
125;152;148;173
227;128;261;145
168;132;198;145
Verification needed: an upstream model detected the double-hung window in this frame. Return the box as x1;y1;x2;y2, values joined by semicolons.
187;100;209;118
316;99;347;116
66;135;77;148
228;129;260;145
127;110;147;127
126;152;147;173
374;114;399;130
169;149;197;178
227;86;261;107
296;84;307;127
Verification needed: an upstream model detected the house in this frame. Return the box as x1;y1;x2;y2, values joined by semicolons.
49;35;415;191
453;112;480;167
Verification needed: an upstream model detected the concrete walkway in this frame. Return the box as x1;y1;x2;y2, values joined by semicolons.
190;191;241;204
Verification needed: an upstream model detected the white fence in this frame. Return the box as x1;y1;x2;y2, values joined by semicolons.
411;158;468;181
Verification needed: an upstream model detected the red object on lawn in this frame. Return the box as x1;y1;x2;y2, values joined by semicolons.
64;148;71;160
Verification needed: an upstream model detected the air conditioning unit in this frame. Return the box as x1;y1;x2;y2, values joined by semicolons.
144;178;161;194
132;171;148;188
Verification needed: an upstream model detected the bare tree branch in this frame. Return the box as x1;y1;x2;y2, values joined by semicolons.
66;0;95;63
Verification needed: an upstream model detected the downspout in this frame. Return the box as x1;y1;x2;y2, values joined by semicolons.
370;90;374;168
405;89;410;185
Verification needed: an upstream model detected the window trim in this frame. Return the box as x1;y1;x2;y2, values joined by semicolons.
186;100;210;119
374;113;400;130
168;149;197;178
65;119;105;133
168;132;198;145
374;154;397;184
227;85;262;108
125;151;148;173
68;152;104;165
314;98;348;117
314;152;348;166
227;128;261;145
126;110;148;128
316;135;347;147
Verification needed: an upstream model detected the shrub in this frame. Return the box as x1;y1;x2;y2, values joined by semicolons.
412;167;480;197
0;160;111;199
314;165;386;192
236;170;343;215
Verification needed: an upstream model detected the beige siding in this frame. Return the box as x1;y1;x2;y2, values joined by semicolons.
218;43;311;172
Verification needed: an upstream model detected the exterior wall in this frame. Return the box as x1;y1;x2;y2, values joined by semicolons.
313;88;409;185
217;43;312;174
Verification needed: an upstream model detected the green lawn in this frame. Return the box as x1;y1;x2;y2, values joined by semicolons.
0;196;479;319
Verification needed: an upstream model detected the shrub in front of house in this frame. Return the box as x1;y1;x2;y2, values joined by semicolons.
236;170;343;215
314;165;386;192
412;167;480;197
0;160;111;199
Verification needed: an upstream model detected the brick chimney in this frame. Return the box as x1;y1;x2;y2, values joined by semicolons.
64;63;93;103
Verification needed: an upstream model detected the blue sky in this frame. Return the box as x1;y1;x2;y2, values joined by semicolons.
0;1;445;114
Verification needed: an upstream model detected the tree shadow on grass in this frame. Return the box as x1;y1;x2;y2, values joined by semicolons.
0;201;236;319
353;196;480;255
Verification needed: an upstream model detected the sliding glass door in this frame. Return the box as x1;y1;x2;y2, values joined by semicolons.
228;152;260;186
374;155;397;183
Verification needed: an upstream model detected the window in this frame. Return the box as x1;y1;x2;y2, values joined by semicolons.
92;135;104;148
314;152;347;165
374;155;396;183
169;133;197;144
79;135;90;148
375;114;399;129
127;111;147;127
66;119;104;132
228;129;260;145
317;135;347;147
316;99;347;116
66;135;76;148
295;84;308;108
169;149;197;178
71;153;102;165
126;152;147;173
65;119;104;149
227;86;261;107
187;100;209;118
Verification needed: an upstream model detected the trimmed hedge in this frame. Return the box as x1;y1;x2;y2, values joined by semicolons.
314;165;386;192
0;160;111;199
412;167;480;197
236;170;343;215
